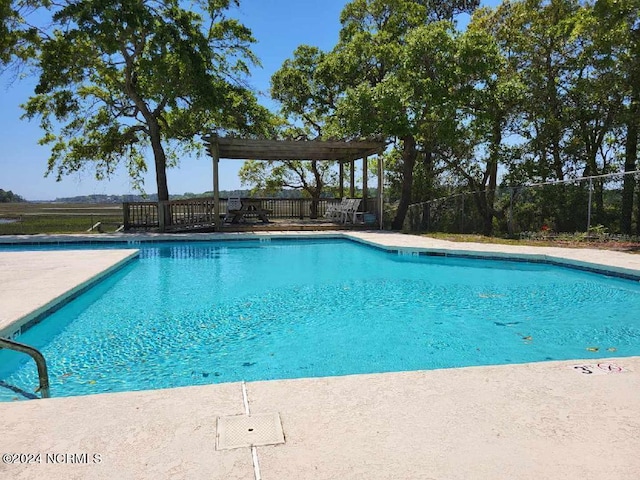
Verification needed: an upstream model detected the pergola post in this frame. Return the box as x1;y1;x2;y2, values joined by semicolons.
377;153;384;230
209;140;221;232
362;155;368;210
349;159;355;198
339;161;344;198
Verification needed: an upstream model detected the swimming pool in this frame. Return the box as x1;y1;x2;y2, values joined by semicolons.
1;238;639;401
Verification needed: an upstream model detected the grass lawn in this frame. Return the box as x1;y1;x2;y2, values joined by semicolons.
0;203;123;234
423;232;640;253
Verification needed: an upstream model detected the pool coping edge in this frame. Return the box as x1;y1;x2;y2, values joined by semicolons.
341;233;640;281
1;231;639;280
0;249;140;340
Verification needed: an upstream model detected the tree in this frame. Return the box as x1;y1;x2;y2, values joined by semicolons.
478;0;633;233
397;21;464;229
240;45;342;218
561;4;624;223
0;189;26;202
328;0;478;230
270;45;340;137
592;0;640;234
495;0;581;184
1;1;30;66
434;13;522;235
21;0;271;213
0;1;19;66
471;0;595;233
239;145;338;218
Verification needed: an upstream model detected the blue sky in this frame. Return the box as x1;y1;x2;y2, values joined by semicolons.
0;0;498;201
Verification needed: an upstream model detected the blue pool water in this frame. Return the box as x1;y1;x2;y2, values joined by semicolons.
1;239;640;401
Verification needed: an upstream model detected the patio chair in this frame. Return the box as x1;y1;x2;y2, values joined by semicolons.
325;197;348;221
224;197;242;223
341;198;363;224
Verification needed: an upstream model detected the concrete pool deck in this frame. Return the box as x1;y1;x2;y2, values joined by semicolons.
1;231;640;479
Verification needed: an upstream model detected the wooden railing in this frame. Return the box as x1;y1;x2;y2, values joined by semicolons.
159;198;216;231
123;201;158;229
123;197;377;231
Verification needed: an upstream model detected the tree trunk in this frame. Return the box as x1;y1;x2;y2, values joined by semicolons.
310;198;319;219
545;43;564;181
420;148;434;231
391;135;418;230
148;119;170;227
594;179;605;226
309;161;322;219
622;94;638;234
636;179;640;236
483;115;501;236
585;149;605;226
122;55;169;205
473;189;488;234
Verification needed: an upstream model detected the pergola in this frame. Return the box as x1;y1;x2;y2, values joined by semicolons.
203;134;386;231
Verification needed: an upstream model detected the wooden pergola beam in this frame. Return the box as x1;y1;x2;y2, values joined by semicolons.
203;135;383;162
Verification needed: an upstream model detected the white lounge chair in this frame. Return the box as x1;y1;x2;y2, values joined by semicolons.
325;197;348;221
341;198;363;224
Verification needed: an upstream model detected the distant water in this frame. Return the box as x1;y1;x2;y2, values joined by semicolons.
1;239;639;401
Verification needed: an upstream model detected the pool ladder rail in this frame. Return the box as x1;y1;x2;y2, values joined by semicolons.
0;337;50;399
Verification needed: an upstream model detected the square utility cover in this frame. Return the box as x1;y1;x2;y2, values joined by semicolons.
216;413;285;450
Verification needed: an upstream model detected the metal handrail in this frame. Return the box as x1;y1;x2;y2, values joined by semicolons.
0;337;50;399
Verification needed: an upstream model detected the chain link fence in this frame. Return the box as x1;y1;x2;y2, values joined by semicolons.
404;171;640;238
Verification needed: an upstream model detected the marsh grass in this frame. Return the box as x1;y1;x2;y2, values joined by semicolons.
0;203;123;234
